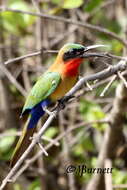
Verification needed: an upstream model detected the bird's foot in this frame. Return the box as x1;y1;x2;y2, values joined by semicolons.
58;95;75;109
57;99;66;109
43;106;57;117
43;106;52;115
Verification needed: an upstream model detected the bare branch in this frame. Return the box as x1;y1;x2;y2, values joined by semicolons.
113;184;127;189
100;75;117;97
117;71;127;88
86;73;127;190
86;82;93;91
11;119;107;182
0;112;56;190
0;64;27;97
4;50;58;65
104;159;113;190
37;142;48;156
0;59;127;190
105;53;127;61
0;6;127;46
64;62;127;101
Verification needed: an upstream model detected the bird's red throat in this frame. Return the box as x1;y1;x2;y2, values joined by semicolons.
64;58;83;77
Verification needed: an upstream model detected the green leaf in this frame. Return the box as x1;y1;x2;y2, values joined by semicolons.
44;127;58;138
63;0;83;9
113;169;127;184
0;129;16;153
9;1;35;26
111;40;123;54
14;184;21;190
91;157;97;168
79;99;106;130
1;0;35;34
52;0;60;4
28;179;41;190
73;144;84;156
51;0;83;8
85;0;103;12
79;99;105;119
82;136;94;151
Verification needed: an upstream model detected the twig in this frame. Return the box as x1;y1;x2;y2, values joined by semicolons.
117;71;127;88
41;136;59;146
31;0;40;12
77;78;112;97
59;112;76;190
86;78;127;190
0;64;27;97
113;184;127;189
86;82;93;91
37;142;48;156
0;7;127;46
100;75;117;97
64;61;127;100
3;50;127;67
0;132;21;138
0;131;59;146
105;53;127;61
4;50;58;65
12;120;108;182
104;159;113;190
0;60;127;190
51;26;78;47
0;112;57;190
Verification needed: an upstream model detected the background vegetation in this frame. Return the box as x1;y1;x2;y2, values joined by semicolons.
0;0;127;190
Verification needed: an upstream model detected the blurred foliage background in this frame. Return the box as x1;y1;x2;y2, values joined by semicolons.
0;0;127;190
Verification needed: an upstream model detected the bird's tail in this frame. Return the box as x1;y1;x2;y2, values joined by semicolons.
10;100;48;167
10;115;38;167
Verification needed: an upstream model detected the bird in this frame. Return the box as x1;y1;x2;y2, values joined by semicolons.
10;43;105;167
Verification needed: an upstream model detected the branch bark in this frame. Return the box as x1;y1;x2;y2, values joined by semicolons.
85;77;127;190
0;60;127;190
0;7;127;46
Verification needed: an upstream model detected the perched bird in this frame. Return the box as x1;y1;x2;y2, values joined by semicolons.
11;43;105;167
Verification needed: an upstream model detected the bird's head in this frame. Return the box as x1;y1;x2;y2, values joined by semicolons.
58;43;85;62
54;43;107;77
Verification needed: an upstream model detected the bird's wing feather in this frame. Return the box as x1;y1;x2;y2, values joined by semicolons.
22;72;61;114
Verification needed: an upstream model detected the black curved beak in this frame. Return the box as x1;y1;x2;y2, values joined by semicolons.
79;44;109;59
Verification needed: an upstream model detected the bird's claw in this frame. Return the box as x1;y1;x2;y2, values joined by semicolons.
50;110;57;118
58;95;75;109
43;106;57;117
43;106;52;115
58;99;66;109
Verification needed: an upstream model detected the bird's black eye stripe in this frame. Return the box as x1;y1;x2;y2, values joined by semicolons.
69;48;84;55
63;47;85;61
69;48;77;54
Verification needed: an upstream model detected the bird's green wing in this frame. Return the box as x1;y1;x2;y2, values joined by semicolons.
22;72;61;114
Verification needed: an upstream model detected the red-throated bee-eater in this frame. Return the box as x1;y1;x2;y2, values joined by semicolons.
11;43;106;167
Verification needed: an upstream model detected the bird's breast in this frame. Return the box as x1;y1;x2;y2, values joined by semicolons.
49;75;77;101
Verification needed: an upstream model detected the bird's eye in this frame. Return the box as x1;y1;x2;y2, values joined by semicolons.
63;47;85;61
69;48;85;55
69;48;77;55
